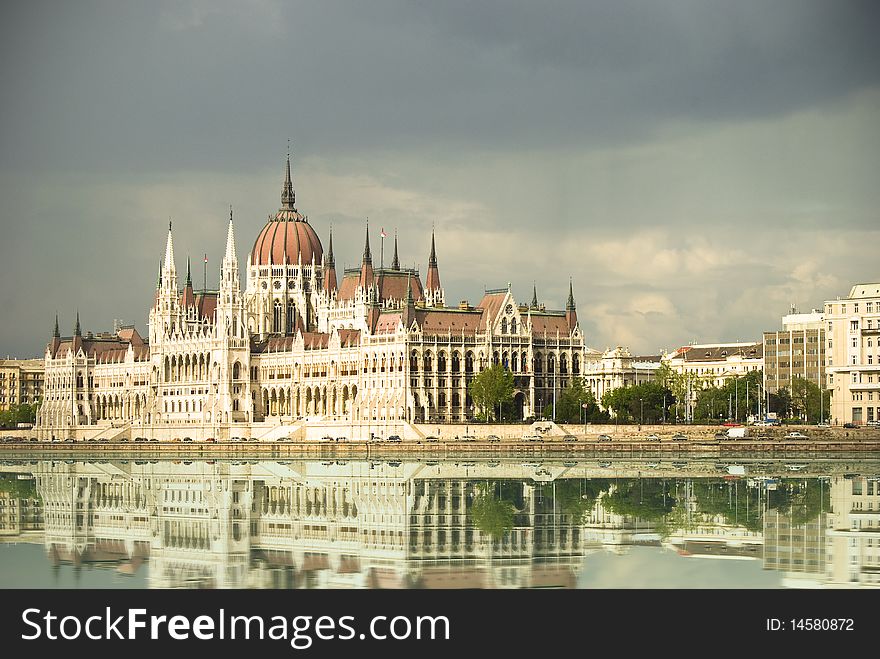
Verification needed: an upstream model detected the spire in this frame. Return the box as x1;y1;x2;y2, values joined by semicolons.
327;226;335;266
74;311;81;337
157;260;162;288
281;150;296;210
185;256;192;287
428;229;438;267
359;221;374;291
362;221;372;264
531;283;538;309
565;278;578;331
406;272;414;304
163;220;175;273
391;230;400;270
53;313;60;338
224;206;237;263
425;228;441;294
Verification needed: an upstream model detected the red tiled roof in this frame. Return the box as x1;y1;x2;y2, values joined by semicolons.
196;292;218;322
415;308;483;335
476;291;506;324
374;312;403;334
336;270;424;303
336;328;361;347
302;332;330;350
529;313;571;336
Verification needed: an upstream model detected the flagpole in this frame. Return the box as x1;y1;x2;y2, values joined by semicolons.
203;254;207;291
380;228;385;269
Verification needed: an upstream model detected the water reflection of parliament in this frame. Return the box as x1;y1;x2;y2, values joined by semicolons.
3;462;879;588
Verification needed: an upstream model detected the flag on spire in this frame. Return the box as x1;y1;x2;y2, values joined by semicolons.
380;228;387;238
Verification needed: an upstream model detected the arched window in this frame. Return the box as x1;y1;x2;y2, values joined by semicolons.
573;353;580;375
465;352;474;373
438;352;447;372
423;352;433;372
510;318;517;334
233;362;241;380
286;302;295;334
273;301;282;333
501;318;507;334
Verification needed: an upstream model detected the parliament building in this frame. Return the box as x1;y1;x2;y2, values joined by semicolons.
37;158;585;440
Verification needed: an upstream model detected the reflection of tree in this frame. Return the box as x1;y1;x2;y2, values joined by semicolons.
691;480;763;533
769;479;830;527
602;479;675;521
553;479;610;523
471;486;516;539
0;476;38;499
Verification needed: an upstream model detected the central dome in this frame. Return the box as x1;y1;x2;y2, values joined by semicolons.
250;157;324;266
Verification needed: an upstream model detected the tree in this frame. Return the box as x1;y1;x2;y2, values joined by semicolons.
468;364;514;422
600;381;671;424
470;485;516;539
0;403;38;429
555;378;602;423
790;377;825;423
602;479;676;522
770;387;792;419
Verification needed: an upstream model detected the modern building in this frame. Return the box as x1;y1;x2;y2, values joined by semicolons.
825;283;880;426
763;310;825;398
36;157;586;440
0;358;44;412
824;475;880;588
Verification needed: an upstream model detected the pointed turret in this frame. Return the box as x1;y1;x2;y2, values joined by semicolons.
531;283;538;309
181;256;195;308
74;311;81;337
164;220;175;273
220;206;241;304
359;221;374;291
425;229;441;297
324;227;337;293
53;313;60;338
565;278;578;330
391;231;400;270
401;272;415;327
281;152;296;210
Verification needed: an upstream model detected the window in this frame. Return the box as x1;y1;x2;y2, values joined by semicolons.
868;302;874;313
842;304;847;314
851;321;859;331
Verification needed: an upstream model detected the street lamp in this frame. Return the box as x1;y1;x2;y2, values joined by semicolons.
640;397;644;427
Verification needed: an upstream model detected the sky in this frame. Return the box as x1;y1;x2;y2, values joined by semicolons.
1;1;878;357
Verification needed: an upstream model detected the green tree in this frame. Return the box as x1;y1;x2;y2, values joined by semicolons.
554;378;600;423
470;486;516;539
602;479;676;521
0;403;38;429
600;381;671;424
790;377;826;423
468;364;514;422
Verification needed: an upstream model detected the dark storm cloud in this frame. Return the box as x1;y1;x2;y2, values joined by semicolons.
0;1;877;358
1;1;878;175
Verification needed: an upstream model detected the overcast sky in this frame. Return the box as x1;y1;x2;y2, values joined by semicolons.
1;1;878;358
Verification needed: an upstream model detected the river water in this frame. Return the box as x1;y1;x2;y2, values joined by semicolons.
1;454;877;589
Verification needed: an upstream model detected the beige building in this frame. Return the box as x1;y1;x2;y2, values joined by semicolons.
0;358;44;412
763;310;825;396
825;475;880;588
825;282;880;426
582;347;660;408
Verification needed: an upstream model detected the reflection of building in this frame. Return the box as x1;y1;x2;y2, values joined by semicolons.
0;481;43;539
0;358;44;412
37;157;586;440
825;282;880;425
28;461;601;589
763;509;826;580
582;347;660;409
763;310;825;396
825;476;880;588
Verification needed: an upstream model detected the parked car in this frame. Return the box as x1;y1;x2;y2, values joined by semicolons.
487;435;501;442
866;420;880;427
645;434;661;442
714;431;729;441
671;433;688;441
425;435;439;442
597;434;613;442
562;434;578;442
386;435;402;442
182;437;193;442
522;434;542;441
205;438;216;443
785;431;808;440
